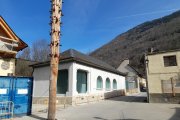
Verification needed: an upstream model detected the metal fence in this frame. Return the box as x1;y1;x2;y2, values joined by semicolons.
0;101;14;119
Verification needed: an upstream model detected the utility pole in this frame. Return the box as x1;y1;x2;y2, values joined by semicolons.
48;0;62;119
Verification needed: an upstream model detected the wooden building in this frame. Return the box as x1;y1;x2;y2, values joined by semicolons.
0;16;27;76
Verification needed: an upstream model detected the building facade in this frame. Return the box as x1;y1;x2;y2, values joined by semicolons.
117;59;141;94
145;49;180;103
0;16;27;76
32;49;126;105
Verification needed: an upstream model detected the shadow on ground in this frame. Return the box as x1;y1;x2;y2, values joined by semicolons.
24;114;46;120
169;107;180;120
14;114;46;120
30;114;47;120
93;116;141;120
106;95;147;103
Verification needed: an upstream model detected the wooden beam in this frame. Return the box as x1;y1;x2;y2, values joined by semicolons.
0;49;17;54
0;36;18;43
0;18;18;40
171;78;175;97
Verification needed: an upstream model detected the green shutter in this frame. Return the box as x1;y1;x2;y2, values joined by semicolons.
77;70;87;93
113;79;117;89
106;78;110;90
57;70;68;94
97;76;102;89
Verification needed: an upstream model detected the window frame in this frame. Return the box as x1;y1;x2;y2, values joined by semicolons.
96;76;103;90
105;78;111;91
57;69;69;95
113;79;117;90
76;70;88;94
163;55;177;67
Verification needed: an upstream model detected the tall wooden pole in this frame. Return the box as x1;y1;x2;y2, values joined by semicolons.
48;0;62;119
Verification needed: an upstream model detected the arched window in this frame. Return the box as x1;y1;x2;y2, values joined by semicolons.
97;76;103;89
106;78;111;90
113;79;117;89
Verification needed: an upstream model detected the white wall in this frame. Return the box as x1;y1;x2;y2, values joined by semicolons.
33;66;50;97
72;62;125;96
0;58;15;76
33;63;72;97
33;62;126;97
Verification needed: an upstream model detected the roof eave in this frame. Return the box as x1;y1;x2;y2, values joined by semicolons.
0;16;28;51
30;57;126;76
147;49;180;56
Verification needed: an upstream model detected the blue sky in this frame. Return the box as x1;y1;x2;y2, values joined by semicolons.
0;0;180;53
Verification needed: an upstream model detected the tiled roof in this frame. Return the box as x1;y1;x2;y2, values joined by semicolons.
147;49;180;55
31;49;126;76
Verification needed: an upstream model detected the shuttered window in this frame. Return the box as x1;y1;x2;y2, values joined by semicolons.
106;78;111;90
57;70;68;94
77;70;87;93
97;76;103;89
113;79;117;89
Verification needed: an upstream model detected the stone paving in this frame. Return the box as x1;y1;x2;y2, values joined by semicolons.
14;93;180;120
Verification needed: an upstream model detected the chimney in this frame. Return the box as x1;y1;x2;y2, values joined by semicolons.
148;48;154;53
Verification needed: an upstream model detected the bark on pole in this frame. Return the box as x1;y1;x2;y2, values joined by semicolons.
48;0;62;119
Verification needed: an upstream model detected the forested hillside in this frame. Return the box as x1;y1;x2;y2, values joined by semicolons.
90;10;180;76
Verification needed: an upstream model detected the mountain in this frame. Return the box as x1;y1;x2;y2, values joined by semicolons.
90;10;180;76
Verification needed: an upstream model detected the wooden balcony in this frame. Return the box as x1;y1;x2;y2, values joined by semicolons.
0;36;18;56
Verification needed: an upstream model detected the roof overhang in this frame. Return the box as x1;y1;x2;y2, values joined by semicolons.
147;49;180;56
0;16;28;51
30;58;126;76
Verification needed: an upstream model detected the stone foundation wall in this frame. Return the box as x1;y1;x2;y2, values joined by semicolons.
104;89;125;99
33;89;125;105
32;97;73;105
149;93;180;104
126;88;139;95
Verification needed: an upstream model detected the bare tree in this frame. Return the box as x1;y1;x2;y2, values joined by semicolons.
17;39;50;62
17;47;31;60
31;39;50;62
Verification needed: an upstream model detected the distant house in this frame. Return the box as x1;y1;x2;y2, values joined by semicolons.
145;49;180;103
0;16;27;76
31;49;126;105
116;59;143;94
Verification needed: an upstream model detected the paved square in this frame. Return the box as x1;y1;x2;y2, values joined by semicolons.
15;93;180;120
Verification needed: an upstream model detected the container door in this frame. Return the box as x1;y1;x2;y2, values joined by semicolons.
12;77;33;115
0;77;12;102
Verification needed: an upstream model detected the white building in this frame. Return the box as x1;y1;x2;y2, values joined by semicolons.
31;49;126;105
117;59;141;94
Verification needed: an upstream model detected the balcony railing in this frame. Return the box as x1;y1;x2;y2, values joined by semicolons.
0;36;18;54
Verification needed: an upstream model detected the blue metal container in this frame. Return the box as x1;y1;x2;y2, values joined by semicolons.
0;76;33;117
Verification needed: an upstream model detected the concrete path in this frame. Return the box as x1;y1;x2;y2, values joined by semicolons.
14;93;180;120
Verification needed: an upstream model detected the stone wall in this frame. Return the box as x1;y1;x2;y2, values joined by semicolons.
32;89;125;105
149;93;180;104
126;88;139;95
